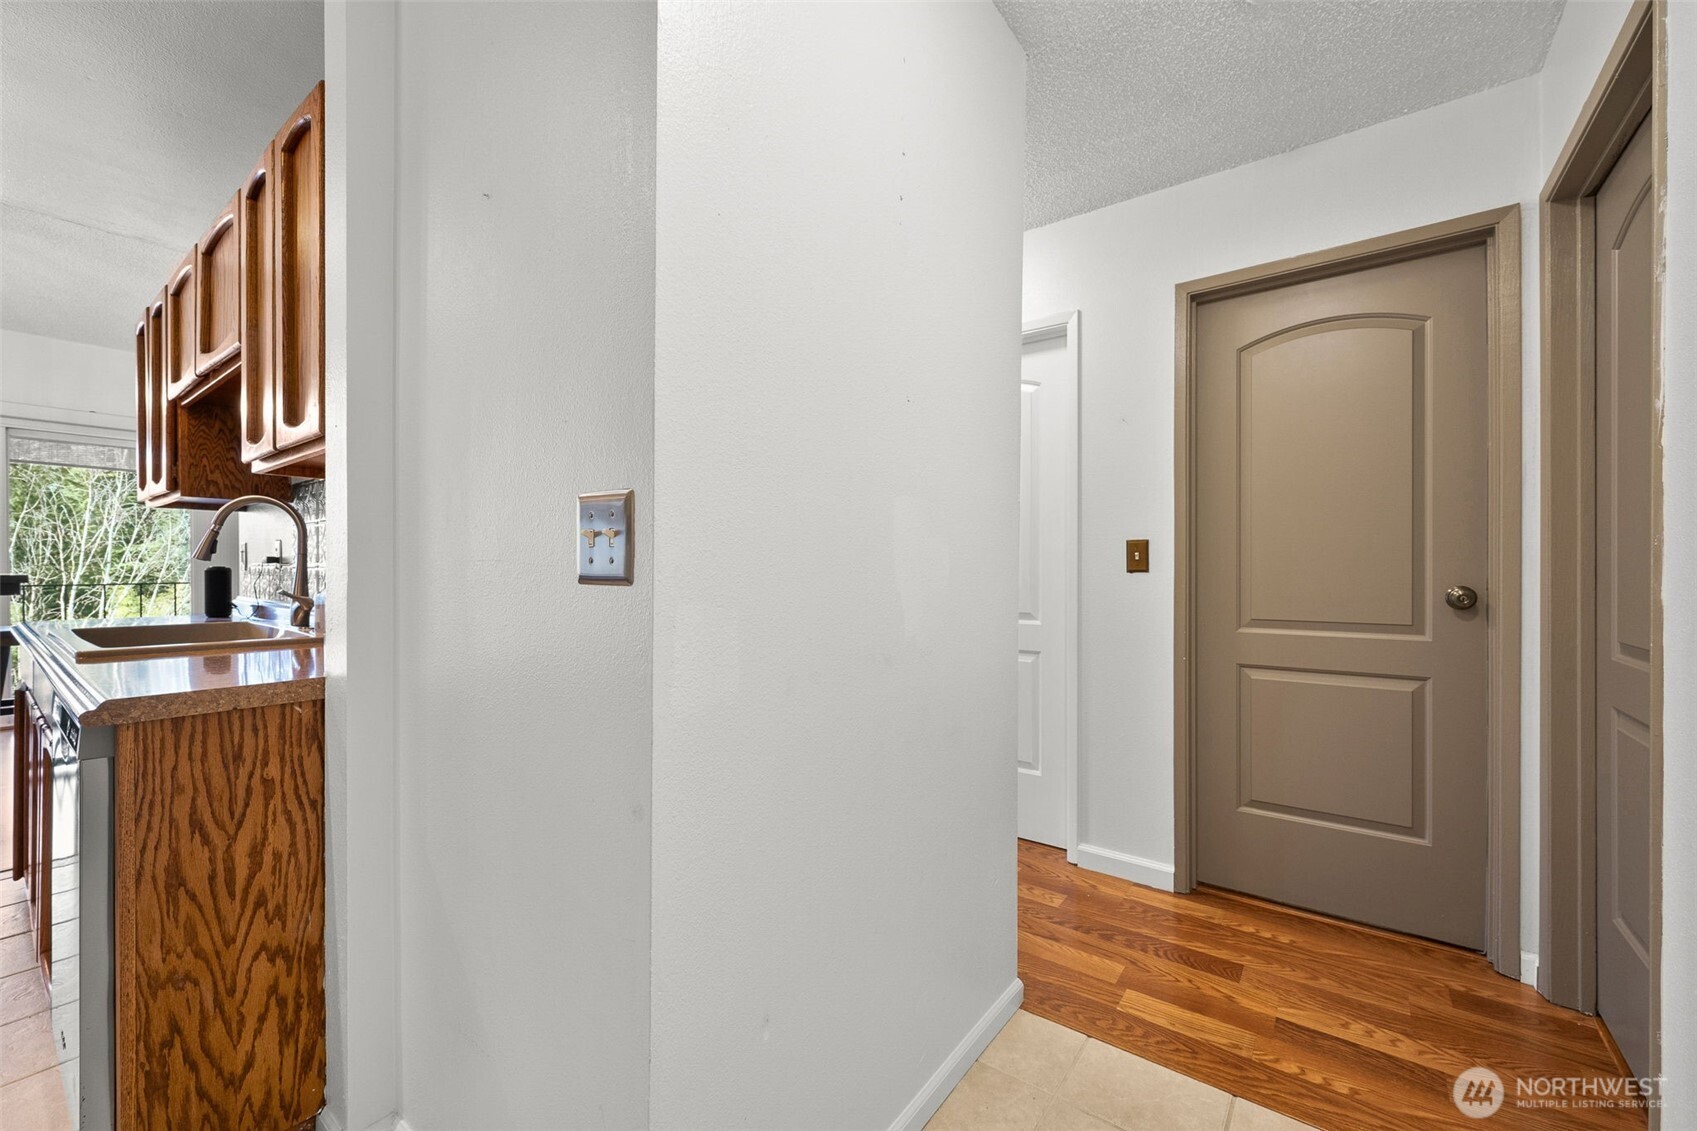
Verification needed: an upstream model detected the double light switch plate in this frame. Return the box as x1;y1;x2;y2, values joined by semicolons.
578;490;634;585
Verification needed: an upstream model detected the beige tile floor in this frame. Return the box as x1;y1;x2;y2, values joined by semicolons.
0;876;74;1131
927;1011;1315;1131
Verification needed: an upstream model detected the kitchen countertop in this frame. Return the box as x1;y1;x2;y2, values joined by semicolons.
13;615;325;727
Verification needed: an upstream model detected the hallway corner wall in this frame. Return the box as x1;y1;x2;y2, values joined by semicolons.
651;2;1026;1126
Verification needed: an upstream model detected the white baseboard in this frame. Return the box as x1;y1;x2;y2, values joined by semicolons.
1074;843;1176;892
1521;950;1540;989
316;1111;402;1131
888;978;1024;1131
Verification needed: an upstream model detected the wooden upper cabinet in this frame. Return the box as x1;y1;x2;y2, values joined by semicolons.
133;79;325;500
134;312;151;501
137;295;172;501
260;81;325;475
162;254;198;402
194;195;242;381
240;152;278;464
139;269;288;509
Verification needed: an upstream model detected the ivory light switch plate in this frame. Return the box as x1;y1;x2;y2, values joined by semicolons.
578;490;634;585
1126;539;1149;573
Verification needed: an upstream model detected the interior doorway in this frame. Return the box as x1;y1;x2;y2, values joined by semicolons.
1538;0;1663;1087
1173;208;1524;972
1016;312;1079;853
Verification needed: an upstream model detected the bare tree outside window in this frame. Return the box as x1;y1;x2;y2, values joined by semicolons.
8;460;191;621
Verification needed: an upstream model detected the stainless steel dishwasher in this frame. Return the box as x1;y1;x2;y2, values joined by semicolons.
22;658;116;1131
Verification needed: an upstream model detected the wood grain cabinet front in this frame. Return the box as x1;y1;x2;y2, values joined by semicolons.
240;152;279;464
132;79;325;501
11;691;27;883
161;253;198;401
12;689;54;979
194;195;243;382
132;273;289;509
252;81;325;477
115;701;326;1130
136;295;172;502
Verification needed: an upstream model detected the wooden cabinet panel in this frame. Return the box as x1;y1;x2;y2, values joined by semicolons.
115;701;326;1131
15;691;52;978
195;195;242;381
133;79;326;495
264;82;325;475
11;691;26;883
137;277;289;510
240;153;278;464
32;704;51;976
162;253;198;401
138;294;173;501
133;314;148;498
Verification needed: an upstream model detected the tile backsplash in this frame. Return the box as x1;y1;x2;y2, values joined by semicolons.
239;479;326;601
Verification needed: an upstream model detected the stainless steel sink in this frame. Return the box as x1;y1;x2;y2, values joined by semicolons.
70;620;320;663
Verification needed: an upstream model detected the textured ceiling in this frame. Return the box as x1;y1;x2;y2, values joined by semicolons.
998;0;1565;229
1;1;323;350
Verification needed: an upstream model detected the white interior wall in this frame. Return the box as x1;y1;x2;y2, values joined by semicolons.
0;328;134;426
386;2;655;1127
1538;1;1638;173
322;1;401;1128
650;3;1025;1127
1658;0;1696;1109
1023;74;1546;955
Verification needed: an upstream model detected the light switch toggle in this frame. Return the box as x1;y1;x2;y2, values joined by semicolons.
578;491;634;585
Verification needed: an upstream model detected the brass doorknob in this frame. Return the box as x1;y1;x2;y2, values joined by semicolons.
1446;585;1479;610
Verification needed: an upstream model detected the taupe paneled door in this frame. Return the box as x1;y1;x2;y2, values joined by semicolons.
1594;119;1654;1081
1194;244;1490;948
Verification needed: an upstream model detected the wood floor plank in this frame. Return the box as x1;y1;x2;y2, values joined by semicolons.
1017;840;1647;1131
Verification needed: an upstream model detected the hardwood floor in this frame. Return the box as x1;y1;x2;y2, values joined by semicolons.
1018;840;1648;1130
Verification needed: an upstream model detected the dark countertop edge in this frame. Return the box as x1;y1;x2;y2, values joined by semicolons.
13;620;325;728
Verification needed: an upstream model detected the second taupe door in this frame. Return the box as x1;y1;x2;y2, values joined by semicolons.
1594;119;1654;1081
1193;242;1491;948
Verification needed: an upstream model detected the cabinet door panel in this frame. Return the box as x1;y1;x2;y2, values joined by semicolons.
11;691;26;883
34;710;50;973
240;154;278;463
272;82;324;457
141;295;172;499
163;254;198;402
134;313;150;500
195;196;242;379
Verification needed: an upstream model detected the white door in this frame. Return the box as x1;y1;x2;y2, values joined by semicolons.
1017;315;1078;849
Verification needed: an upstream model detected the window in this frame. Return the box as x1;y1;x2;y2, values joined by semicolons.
6;430;190;622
